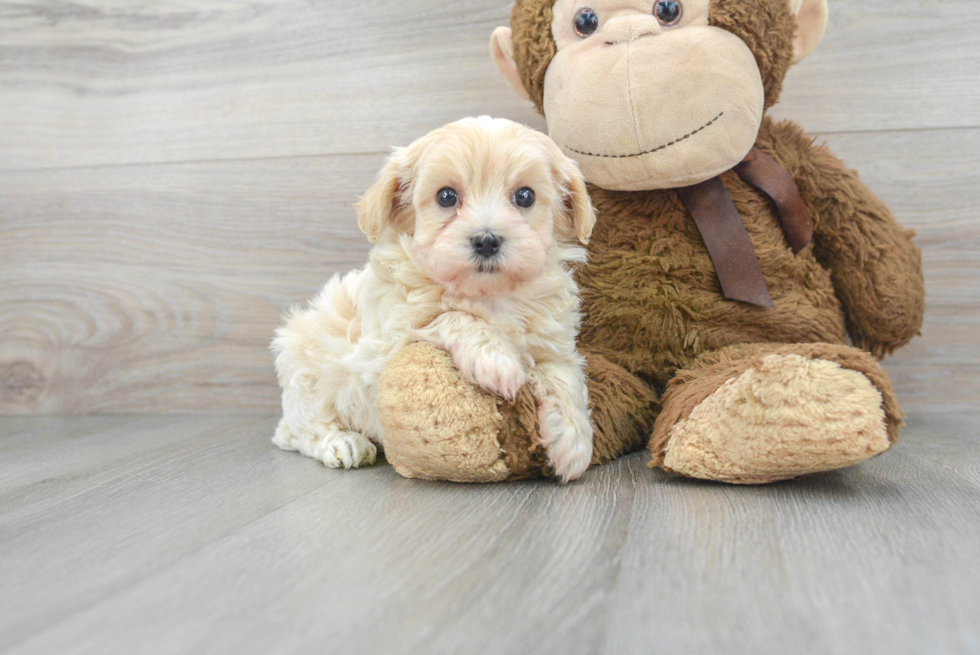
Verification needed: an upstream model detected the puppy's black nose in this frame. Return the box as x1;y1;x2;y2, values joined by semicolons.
471;233;502;259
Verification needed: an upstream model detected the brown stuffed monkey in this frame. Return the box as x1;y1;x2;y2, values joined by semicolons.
375;0;925;484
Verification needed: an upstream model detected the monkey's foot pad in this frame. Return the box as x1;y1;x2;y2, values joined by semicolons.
378;342;547;483
657;350;895;484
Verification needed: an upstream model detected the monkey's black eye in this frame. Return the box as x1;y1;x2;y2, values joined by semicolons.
653;0;683;26
513;187;536;209
437;187;459;208
574;7;599;37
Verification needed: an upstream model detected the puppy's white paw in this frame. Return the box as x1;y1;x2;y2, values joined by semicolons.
549;436;593;483
316;431;377;469
539;402;593;483
455;348;527;400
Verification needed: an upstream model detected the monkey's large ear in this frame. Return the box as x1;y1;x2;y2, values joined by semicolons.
791;0;829;64
561;162;596;246
355;149;410;243
490;27;532;102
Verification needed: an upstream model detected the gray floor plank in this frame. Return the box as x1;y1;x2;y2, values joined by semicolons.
0;415;325;648
1;414;978;655
0;415;251;496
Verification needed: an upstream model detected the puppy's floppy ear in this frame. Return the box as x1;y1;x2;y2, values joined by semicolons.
535;130;596;245
355;148;412;243
559;157;596;245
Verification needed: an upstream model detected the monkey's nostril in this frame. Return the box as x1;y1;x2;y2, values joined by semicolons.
471;233;503;260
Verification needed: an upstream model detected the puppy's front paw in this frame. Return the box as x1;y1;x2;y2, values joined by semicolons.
539;402;593;483
549;437;593;483
455;348;527;400
317;431;377;469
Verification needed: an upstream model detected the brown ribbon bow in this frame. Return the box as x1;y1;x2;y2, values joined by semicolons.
677;148;814;308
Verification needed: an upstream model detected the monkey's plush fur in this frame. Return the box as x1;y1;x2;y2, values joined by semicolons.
376;0;924;483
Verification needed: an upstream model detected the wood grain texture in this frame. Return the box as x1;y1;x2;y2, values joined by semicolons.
768;2;980;133
1;0;978;414
1;0;979;172
1;413;978;654
0;0;545;171
0;155;377;413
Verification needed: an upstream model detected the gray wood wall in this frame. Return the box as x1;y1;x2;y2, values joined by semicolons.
1;0;978;415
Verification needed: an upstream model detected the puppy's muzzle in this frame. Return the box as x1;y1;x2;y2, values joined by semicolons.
471;233;503;261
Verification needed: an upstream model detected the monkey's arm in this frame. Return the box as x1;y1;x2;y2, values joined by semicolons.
413;311;527;400
763;119;925;358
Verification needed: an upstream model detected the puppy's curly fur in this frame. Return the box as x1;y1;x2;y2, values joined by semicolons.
272;117;598;481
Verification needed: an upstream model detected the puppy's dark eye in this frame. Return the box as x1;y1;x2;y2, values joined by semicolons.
574;7;599;37
653;0;682;26
437;187;459;208
513;187;535;209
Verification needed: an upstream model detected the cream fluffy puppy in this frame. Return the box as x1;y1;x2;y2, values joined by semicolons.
272;117;597;481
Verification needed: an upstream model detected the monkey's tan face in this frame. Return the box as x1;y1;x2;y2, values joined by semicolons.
545;0;765;191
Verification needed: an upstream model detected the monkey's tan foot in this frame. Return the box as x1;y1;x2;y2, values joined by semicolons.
649;343;904;484
378;342;546;482
377;343;658;483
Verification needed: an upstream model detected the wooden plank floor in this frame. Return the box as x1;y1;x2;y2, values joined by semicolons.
2;414;979;655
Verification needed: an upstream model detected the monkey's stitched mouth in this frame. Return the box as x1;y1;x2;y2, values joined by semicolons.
566;111;724;159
